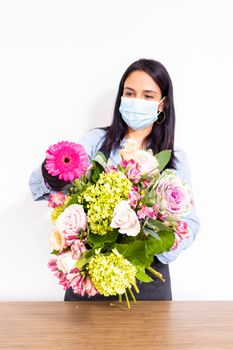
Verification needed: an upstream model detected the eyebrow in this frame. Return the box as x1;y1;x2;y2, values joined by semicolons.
124;87;157;94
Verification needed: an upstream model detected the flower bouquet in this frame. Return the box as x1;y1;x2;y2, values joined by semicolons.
46;139;192;308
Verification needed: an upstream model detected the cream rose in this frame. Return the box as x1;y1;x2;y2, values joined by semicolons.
120;138;159;175
131;150;159;175
49;229;65;252
56;251;76;274
119;138;140;161
110;200;140;236
56;204;87;236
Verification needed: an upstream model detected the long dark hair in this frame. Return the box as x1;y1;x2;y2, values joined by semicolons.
99;58;177;169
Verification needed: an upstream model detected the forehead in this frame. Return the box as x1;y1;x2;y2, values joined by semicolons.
124;70;160;92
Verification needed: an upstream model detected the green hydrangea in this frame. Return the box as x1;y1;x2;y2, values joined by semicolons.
87;249;137;296
83;170;132;235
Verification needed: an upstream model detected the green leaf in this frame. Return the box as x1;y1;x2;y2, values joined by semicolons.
143;226;157;237
114;241;145;261
87;230;119;249
145;218;173;232
143;218;175;254
114;241;153;267
145;230;175;255
136;266;154;282
140;190;157;206
155;150;171;171
90;160;104;183
51;249;59;255
66;193;81;206
75;249;96;270
69;176;89;194
94;151;108;168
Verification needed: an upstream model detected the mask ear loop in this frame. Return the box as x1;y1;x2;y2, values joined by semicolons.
156;96;167;125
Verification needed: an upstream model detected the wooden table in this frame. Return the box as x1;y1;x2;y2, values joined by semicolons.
0;301;232;349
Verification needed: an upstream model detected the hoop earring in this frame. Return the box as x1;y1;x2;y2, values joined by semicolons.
156;111;166;125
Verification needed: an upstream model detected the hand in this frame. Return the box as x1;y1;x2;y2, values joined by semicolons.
41;159;70;191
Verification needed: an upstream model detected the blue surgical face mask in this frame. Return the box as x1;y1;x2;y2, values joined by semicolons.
119;96;164;131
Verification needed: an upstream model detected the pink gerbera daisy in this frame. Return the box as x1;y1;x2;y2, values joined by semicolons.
45;141;89;182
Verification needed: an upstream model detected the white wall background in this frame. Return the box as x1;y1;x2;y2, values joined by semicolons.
0;0;232;301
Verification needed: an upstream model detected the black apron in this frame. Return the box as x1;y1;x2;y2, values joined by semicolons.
64;256;172;301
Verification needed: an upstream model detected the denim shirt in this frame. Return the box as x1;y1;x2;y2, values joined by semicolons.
29;128;200;264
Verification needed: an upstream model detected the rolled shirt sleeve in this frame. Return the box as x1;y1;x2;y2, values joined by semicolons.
156;148;201;264
29;165;51;201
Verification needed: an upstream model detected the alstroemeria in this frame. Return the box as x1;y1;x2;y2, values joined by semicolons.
48;192;68;208
105;165;117;173
128;186;142;207
48;259;71;290
175;220;189;239
137;204;159;220
67;269;98;297
70;239;86;260
120;159;141;183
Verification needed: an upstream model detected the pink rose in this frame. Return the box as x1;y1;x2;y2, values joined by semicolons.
156;170;192;219
56;251;77;274
56;204;87;237
110;200;140;236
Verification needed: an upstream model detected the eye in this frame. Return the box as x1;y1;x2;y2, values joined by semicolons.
125;92;133;97
145;95;153;99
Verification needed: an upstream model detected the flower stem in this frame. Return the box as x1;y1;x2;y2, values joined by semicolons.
132;282;139;294
119;294;122;303
74;179;82;191
128;287;137;304
124;290;131;309
146;266;165;282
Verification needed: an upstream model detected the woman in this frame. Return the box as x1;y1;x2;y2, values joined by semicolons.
29;58;200;301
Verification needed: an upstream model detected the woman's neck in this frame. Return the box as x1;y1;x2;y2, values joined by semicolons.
125;126;153;149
